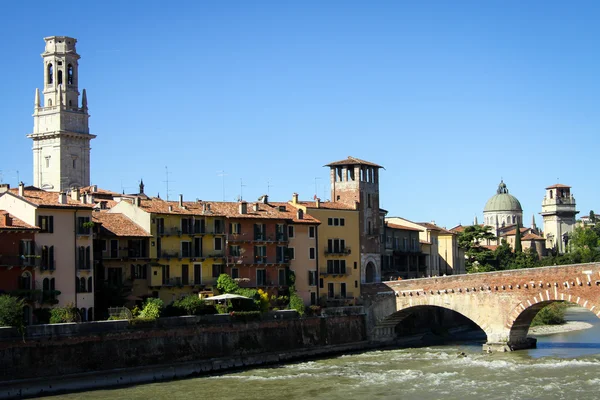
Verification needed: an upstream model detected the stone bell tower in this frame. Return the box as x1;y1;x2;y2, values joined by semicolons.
28;36;95;191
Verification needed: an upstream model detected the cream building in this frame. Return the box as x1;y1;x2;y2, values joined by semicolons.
28;36;95;191
541;184;578;254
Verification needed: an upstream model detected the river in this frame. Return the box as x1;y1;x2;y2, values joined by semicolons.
44;307;600;400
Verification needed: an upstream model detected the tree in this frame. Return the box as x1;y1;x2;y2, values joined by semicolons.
514;223;523;254
493;239;514;270
590;210;596;224
0;295;25;331
457;225;496;273
216;274;240;294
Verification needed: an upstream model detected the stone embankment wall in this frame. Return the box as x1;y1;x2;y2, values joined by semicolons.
0;312;366;383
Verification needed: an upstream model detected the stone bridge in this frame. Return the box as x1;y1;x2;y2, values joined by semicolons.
361;263;600;352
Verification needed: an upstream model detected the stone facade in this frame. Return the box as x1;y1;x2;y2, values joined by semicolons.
28;36;95;191
541;184;578;254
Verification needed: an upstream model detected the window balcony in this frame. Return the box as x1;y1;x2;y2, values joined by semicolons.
0;254;41;268
324;247;351;256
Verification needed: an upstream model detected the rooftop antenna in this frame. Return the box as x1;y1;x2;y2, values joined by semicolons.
217;170;227;201
239;178;247;201
267;178;274;195
120;180;132;195
163;166;174;201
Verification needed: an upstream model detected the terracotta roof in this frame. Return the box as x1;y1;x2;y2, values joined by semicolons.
501;227;529;236
0;211;38;230
386;222;422;232
324;156;383;169
545;183;571;189
268;203;321;224
6;187;95;209
80;185;121;196
482;245;498;251
521;233;544;241
93;212;151;237
417;222;455;235
294;200;356;210
450;225;465;233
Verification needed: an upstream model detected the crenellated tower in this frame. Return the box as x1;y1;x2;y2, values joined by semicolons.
28;36;95;191
540;184;578;254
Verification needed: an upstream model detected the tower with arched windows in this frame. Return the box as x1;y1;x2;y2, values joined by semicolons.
541;184;578;254
28;36;96;191
326;156;383;284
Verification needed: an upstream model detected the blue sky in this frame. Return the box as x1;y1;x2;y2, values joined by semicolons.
1;1;599;228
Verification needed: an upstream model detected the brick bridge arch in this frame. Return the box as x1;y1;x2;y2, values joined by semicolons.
362;263;600;351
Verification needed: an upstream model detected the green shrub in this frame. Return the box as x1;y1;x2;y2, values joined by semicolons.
129;317;158;326
138;298;164;320
230;311;261;322
0;295;25;330
173;295;206;316
531;303;567;326
288;292;305;316
216;274;239;293
49;303;79;324
215;304;229;314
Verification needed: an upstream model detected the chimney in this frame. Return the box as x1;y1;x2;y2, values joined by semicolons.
178;194;183;208
135;197;141;207
58;192;67;204
296;209;304;220
91;185;98;193
239;201;248;214
168;205;173;212
292;193;298;204
315;198;320;208
18;182;24;197
70;187;80;201
253;203;259;212
86;193;94;204
0;212;11;227
0;184;10;194
260;194;268;204
202;203;207;213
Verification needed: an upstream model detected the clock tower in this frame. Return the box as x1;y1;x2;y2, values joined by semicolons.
28;36;95;191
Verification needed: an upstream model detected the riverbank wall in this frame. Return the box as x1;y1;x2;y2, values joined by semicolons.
0;311;366;398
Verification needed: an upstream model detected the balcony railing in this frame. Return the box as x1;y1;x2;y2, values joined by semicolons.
163;277;182;286
161;251;179;259
324;247;351;256
0;255;41;268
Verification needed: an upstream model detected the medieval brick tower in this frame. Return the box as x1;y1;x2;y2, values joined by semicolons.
326;156;383;283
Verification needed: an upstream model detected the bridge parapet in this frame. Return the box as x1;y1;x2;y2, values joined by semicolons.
362;263;600;352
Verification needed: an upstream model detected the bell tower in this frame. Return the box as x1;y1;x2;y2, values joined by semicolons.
28;36;96;191
541;184;578;254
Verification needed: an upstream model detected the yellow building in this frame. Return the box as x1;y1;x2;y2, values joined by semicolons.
110;195;225;303
289;194;361;306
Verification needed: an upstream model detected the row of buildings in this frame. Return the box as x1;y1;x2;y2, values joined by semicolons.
0;36;466;323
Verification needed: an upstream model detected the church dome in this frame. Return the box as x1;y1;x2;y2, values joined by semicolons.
484;180;522;212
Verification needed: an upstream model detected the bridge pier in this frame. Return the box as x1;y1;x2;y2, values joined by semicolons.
483;337;537;353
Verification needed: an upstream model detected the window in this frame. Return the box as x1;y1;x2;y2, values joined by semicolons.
182;264;189;285
41;245;55;270
77;217;91;235
287;225;294;238
256;269;267;286
108;268;123;285
229;245;241;257
308;271;317;286
38;215;54;233
162;265;170;284
319;278;323;289
327;282;334;298
72;159;76;169
254;223;266;240
309;226;316;238
229;222;241;234
110;239;118;258
131;264;147;280
194;237;202;257
88;277;93;292
355;280;358;288
194;218;205;234
214;237;222;251
254;245;267;263
214;219;223;234
327;239;346;254
309;247;315;260
288;247;295;260
100;240;107;252
412;238;417;251
326;260;346;274
19;272;32;290
278;269;286;285
340;282;347;298
67;64;73;84
181;218;193;234
231;267;239;279
368;221;372;235
58;70;63;85
128;239;147;258
47;63;53;84
327;217;345;226
45;157;50;168
367;193;372;208
156;218;165;234
276;224;286;241
181;241;192;257
194;264;202;284
212;264;224;278
80;308;86;322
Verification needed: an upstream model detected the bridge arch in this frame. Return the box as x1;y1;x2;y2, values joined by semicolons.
507;292;600;346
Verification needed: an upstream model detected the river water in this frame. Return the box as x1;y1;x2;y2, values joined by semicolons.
46;307;600;400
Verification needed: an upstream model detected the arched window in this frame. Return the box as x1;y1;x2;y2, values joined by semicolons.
80;308;87;322
43;278;49;291
58;70;63;85
67;64;73;84
48;99;52;107
512;216;516;224
80;277;86;292
87;308;93;322
88;277;93;293
20;272;32;290
549;190;553;199
47;63;53;84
